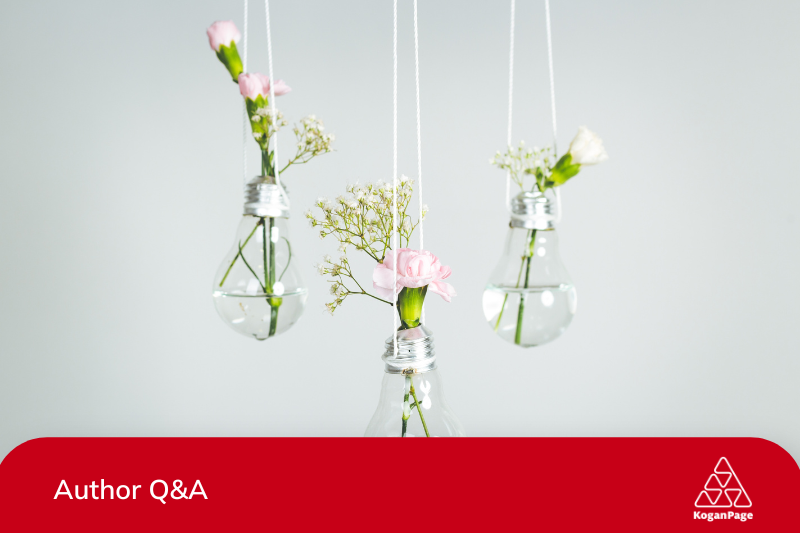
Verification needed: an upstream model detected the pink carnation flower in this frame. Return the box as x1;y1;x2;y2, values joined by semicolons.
373;248;456;302
269;79;292;96
206;20;241;52
238;73;292;101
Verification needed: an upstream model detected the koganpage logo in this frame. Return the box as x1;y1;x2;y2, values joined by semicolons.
694;457;753;522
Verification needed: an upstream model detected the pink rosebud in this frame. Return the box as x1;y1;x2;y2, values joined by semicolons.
206;20;241;52
237;73;292;101
372;248;456;302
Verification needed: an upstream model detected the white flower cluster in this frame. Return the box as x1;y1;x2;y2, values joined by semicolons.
307;177;425;314
490;141;553;191
287;115;335;167
252;107;288;129
248;108;288;149
314;254;354;315
306;177;420;259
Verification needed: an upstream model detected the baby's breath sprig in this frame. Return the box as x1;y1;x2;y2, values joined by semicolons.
306;176;427;314
281;115;335;173
314;255;392;314
249;107;288;150
490;141;555;192
244;104;335;178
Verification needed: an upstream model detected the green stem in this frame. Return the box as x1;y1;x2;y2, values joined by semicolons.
279;153;315;174
264;217;281;338
269;306;278;336
494;296;507;332
514;229;537;345
496;182;544;331
410;381;430;437
270;219;277;287
261;149;274;177
219;221;261;287
401;376;411;438
262;218;269;291
494;252;527;332
508;182;547;338
356;291;394;306
344;270;393;306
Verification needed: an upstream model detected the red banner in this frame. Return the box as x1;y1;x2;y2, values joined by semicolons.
1;438;797;530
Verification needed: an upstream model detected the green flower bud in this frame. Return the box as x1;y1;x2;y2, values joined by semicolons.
397;286;428;330
216;42;244;83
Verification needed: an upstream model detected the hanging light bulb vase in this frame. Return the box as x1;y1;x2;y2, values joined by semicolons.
365;323;465;438
365;288;465;437
205;12;334;341
483;189;576;348
484;1;607;349
212;175;307;340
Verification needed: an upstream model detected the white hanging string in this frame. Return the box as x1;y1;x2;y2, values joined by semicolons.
544;0;557;157
544;0;563;223
503;0;561;222
413;0;423;252
392;0;398;356
412;0;425;325
505;0;516;211
264;0;281;187
242;0;249;186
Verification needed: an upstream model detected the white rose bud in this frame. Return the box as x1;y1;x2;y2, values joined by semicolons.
567;126;608;166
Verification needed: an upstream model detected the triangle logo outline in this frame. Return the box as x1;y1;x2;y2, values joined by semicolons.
694;457;752;509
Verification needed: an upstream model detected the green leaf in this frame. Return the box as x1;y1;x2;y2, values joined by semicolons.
548;153;581;187
215;42;244;82
553;153;571;169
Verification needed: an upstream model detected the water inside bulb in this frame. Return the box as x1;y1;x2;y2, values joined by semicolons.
483;283;576;347
212;291;308;340
212;214;307;340
482;227;576;348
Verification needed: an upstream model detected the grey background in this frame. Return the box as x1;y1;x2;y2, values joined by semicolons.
1;0;798;461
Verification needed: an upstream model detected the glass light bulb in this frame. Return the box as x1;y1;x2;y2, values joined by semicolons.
212;214;307;340
365;325;465;437
365;369;465;437
483;220;577;348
